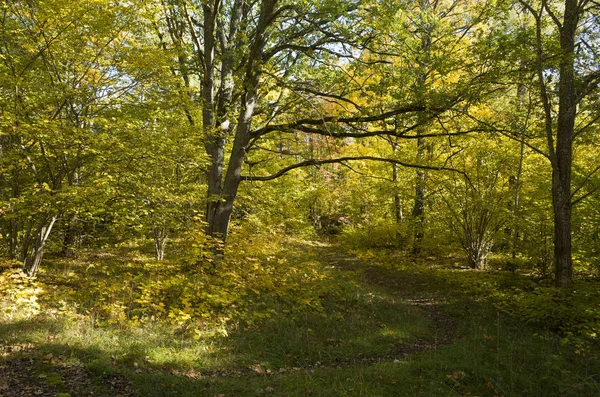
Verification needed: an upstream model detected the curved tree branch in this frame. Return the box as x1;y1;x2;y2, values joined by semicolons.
242;155;472;185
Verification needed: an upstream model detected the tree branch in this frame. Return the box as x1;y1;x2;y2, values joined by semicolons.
242;155;472;184
570;162;600;202
251;102;463;138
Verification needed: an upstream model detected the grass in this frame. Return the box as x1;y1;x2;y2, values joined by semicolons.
127;306;599;397
1;238;599;396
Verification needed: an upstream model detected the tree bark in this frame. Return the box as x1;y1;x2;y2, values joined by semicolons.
201;2;222;231
393;167;403;223
552;0;578;287
526;0;580;286
412;137;426;253
153;226;168;261
511;78;527;261
22;216;57;277
207;0;277;242
201;0;245;234
411;0;432;254
62;217;79;258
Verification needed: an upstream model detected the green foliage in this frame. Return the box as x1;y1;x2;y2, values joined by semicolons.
340;220;411;250
491;282;600;347
3;242;599;397
8;232;360;335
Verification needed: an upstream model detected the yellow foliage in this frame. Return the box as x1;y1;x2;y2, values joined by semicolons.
0;268;43;319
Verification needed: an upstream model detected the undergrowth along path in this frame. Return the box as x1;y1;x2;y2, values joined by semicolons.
182;245;460;380
318;246;458;353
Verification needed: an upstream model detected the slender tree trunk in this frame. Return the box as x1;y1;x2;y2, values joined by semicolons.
23;216;57;277
62;217;78;258
8;117;21;259
552;0;578;287
511;139;525;261
9;217;19;259
393;165;403;223
411;0;432;254
511;81;527;261
62;169;82;258
412;137;426;253
510;5;529;263
391;141;403;223
153;226;168;261
202;2;223;231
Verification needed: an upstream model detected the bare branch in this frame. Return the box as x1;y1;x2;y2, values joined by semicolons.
242;155;471;184
570;162;600;202
251;103;446;137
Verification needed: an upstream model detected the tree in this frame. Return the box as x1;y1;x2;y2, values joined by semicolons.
0;0;163;275
499;0;600;286
441;138;512;269
157;0;465;246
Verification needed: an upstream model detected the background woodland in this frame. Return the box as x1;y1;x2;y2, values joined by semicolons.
1;1;600;395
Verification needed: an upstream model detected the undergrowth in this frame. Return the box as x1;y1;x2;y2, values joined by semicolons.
348;247;600;355
1;231;599;396
2;227;355;335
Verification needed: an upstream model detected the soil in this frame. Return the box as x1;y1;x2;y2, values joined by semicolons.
0;347;138;397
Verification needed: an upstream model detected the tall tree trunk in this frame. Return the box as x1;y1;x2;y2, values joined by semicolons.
8;99;22;260
393;167;403;223
207;0;277;242
202;2;222;231
552;174;572;286
530;0;579;287
511;138;525;261
411;0;432;254
202;0;244;233
510;6;530;263
511;80;527;261
208;81;259;240
552;0;578;287
412;137;426;253
391;140;403;223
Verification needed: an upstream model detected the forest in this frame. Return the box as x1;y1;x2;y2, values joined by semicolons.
1;0;600;395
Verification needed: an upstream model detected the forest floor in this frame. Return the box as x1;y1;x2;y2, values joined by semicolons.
1;240;599;396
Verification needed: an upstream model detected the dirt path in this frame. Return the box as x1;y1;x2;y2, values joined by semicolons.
318;248;458;352
170;246;459;379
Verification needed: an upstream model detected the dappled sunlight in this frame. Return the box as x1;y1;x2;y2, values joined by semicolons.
0;241;436;377
1;240;600;396
0;0;599;394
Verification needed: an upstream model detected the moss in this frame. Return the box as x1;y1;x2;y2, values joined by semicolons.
44;372;66;390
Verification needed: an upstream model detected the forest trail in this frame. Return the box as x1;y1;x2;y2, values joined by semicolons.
3;244;600;396
0;244;462;397
317;247;458;355
184;245;459;379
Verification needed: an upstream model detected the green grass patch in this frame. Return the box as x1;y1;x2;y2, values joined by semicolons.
1;239;599;396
